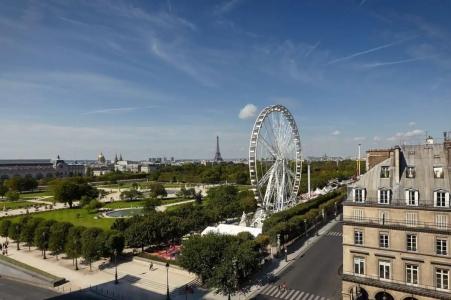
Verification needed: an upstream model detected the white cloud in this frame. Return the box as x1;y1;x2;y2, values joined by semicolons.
408;121;416;127
404;129;425;137
331;130;341;136
239;104;257;119
353;136;367;141
373;136;381;141
82;107;137;115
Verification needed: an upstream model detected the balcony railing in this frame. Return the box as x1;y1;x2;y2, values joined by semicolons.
342;272;451;299
344;198;451;210
343;216;451;233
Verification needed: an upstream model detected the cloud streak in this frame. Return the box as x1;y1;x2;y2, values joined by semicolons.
239;104;257;119
82;107;137;115
327;37;415;65
361;56;431;68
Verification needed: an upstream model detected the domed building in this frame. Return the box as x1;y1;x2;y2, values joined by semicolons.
97;152;106;164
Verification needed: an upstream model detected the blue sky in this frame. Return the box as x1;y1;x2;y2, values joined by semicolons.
1;0;450;160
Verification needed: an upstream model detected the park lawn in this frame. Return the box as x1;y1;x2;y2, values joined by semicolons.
20;190;53;198
0;200;44;210
7;208;114;230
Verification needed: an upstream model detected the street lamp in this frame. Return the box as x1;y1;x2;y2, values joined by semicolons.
166;262;170;300
16;224;20;250
304;219;308;237
114;249;118;284
42;231;46;259
284;247;288;262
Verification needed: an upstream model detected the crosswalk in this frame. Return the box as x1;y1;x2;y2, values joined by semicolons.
259;284;332;300
325;231;342;237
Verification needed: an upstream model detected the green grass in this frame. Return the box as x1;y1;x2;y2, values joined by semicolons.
0;201;44;210
0;254;61;281
7;208;114;230
20;190;53;199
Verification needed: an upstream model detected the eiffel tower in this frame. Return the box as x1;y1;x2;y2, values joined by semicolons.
213;136;223;162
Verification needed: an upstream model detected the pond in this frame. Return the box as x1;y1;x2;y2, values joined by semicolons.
104;208;144;218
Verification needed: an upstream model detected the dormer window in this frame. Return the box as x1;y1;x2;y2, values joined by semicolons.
406;166;416;178
405;189;419;206
380;166;390;178
434;167;444;179
353;188;366;203
434;190;450;207
378;188;391;204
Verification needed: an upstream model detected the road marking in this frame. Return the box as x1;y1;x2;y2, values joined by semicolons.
320;297;326;300
264;285;276;295
313;296;320;300
290;290;301;299
307;294;315;300
295;291;305;300
300;292;310;300
268;286;280;297
284;290;295;299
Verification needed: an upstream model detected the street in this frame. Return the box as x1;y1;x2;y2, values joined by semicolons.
253;222;343;300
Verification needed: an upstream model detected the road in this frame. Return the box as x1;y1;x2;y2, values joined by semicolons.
253;222;343;300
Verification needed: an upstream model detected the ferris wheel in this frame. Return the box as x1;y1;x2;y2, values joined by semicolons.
249;105;302;212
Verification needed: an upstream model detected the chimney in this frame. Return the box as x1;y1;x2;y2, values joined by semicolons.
394;146;400;184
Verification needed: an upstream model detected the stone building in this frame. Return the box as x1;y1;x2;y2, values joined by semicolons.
342;134;451;300
0;156;85;179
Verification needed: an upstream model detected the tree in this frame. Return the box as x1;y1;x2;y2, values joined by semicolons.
4;176;22;191
149;183;167;198
34;220;55;258
120;189;143;201
238;190;257;213
179;233;260;297
108;232;125;257
20;218;44;251
48;222;72;260
125;221;146;251
111;218;129;232
65;226;85;270
86;199;103;211
8;222;22;250
81;227;102;271
142;198;161;214
194;191;203;205
21;176;38;191
53;181;79;208
0;182;8;198
5;190;20;201
0;219;11;239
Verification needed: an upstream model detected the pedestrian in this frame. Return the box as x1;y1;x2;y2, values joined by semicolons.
149;262;153;271
283;282;288;291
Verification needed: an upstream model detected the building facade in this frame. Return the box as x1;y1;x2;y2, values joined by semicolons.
0;157;85;179
342;136;451;300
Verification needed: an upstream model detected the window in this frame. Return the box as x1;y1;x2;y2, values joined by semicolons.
380;166;390;178
406;212;418;227
406;166;416;178
406;264;418;285
435;191;449;207
436;214;448;230
407;234;417;251
378;189;391;204
354;230;363;245
436;268;449;290
353;188;366;203
379;211;389;225
353;209;364;221
434;167;444;179
379;260;391;280
437;238;448;255
379;232;389;248
405;189;418;206
353;257;365;275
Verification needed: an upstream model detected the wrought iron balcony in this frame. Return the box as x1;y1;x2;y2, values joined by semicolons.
343;216;451;234
344;198;451;211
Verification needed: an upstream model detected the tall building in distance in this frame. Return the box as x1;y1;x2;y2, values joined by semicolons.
213;136;223;162
342;133;451;300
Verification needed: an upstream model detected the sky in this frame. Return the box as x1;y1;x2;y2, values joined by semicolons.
0;0;450;160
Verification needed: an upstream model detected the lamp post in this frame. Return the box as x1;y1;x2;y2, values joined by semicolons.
284;247;288;262
114;249;118;284
166;262;170;300
42;231;46;259
16;224;20;250
304;219;308;238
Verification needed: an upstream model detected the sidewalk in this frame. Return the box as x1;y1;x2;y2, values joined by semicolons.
2;241;196;299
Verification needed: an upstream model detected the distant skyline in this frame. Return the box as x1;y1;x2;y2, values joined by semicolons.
1;1;450;160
